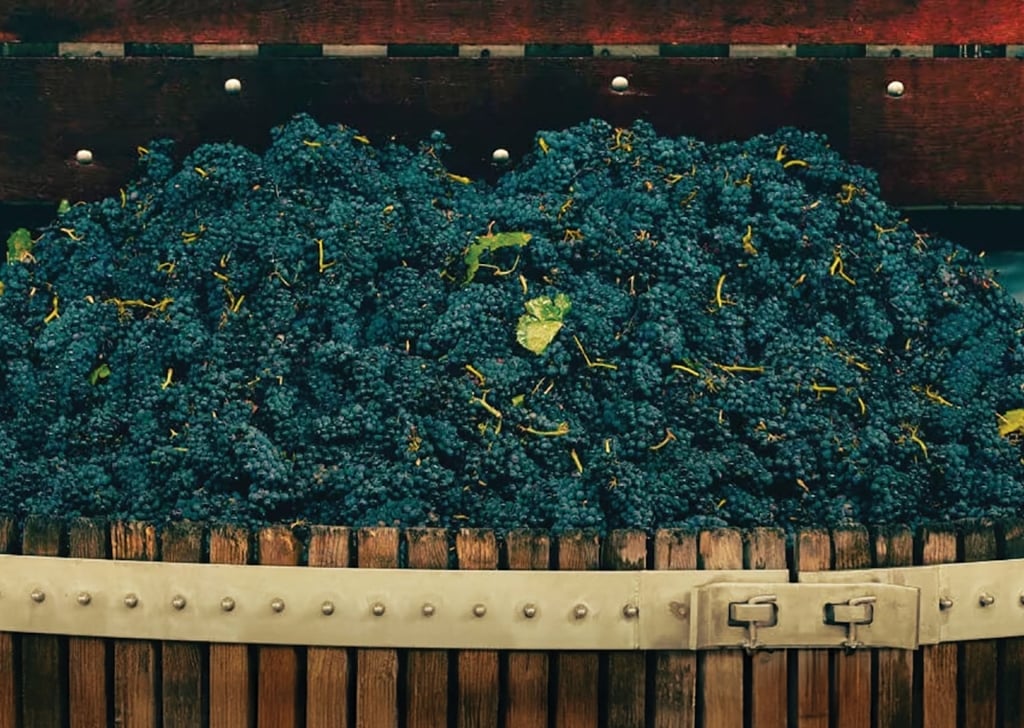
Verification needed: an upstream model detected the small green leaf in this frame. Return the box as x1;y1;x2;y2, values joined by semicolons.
998;409;1024;437
57;199;71;215
516;293;571;354
511;394;526;407
463;231;531;283
6;228;33;264
88;363;111;386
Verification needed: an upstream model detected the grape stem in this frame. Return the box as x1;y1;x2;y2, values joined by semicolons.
464;365;486;386
518;422;570;437
649;429;676;451
43;295;60;324
714;363;764;374
671;363;701;377
570;449;584;473
315;238;336;273
913;384;955;407
573;336;618;370
470;390;502;420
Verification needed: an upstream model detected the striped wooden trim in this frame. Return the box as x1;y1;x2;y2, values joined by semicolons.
0;42;1020;59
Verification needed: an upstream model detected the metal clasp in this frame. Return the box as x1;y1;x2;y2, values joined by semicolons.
728;594;778;653
824;595;877;651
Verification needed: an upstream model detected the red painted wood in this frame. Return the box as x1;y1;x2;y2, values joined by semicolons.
848;59;1024;206
0;58;1019;207
0;0;1020;44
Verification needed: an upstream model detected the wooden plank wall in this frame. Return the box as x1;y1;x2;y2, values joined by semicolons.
0;0;1022;206
0;0;1020;44
0;57;1021;207
0;517;1023;727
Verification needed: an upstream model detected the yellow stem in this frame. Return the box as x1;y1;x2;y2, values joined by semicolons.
470;391;502;420
570;449;584;473
715;363;764;374
671;363;701;377
464;365;486;385
316;238;336;273
649;429;677;451
519;422;570;437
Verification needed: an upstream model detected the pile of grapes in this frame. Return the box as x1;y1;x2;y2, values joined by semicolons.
2;113;1022;533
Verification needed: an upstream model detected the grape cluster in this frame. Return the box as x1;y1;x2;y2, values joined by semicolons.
1;113;1023;534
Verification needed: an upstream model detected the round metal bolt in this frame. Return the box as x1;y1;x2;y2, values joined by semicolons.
171;595;187;611
622;604;639;619
573;604;589;620
270;598;285;613
523;604;537;619
979;593;995;607
886;80;905;98
124;594;139;609
473;603;487;618
75;149;94;165
422;603;436;617
321;601;335;616
77;592;92;606
611;75;629;92
492;148;510;164
372;602;386;617
224;78;242;94
30;590;45;604
220;597;236;612
938;597;954;611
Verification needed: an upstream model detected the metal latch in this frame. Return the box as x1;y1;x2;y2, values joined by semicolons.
728;594;778;652
693;583;919;651
824;595;876;650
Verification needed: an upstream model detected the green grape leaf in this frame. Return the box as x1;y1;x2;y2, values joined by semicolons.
88;363;112;386
463;231;531;283
516;293;571;354
6;228;34;264
57;199;71;215
998;409;1024;437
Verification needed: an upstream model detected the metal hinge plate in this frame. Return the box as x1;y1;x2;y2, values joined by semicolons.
0;555;1021;650
800;558;1024;645
0;555;785;651
693;582;919;650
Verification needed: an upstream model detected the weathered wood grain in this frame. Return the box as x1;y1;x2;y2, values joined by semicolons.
208;525;254;728
355;528;399;728
603;531;647;728
161;522;205;728
554;532;601;728
307;526;353;728
919;526;957;728
456;530;500;728
872;525;914;728
0;518;16;728
404;528;448;728
68;519;110;728
795;530;831;728
256;526;302;728
652;530;697;728
830;528;872;728
503;530;551;728
698;529;745;728
111;522;159;728
0;58;1020;207
744;528;787;728
20;517;66;728
960;522;997;728
0;0;1019;44
1000;520;1024;728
